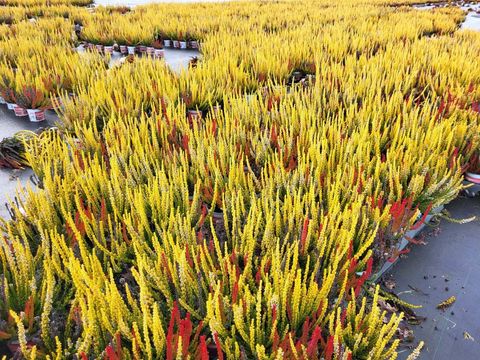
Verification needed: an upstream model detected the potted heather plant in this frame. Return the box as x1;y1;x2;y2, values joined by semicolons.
171;31;180;49
187;32;199;49
155;30;171;48
116;38;128;55
138;44;147;55
0;72;16;110
466;151;480;183
14;86;50;122
102;35;115;54
12;103;28;117
181;90;212;121
146;45;155;57
124;36;139;55
138;34;153;55
145;36;157;57
1;88;16;110
82;32;101;51
179;32;188;49
151;38;164;58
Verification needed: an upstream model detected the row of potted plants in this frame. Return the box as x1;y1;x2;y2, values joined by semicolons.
0;48;108;122
78;35;200;54
0;0;92;6
0;95;47;122
81;42;166;58
0;75;52;122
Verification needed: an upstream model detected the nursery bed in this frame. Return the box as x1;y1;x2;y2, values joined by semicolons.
1;0;480;358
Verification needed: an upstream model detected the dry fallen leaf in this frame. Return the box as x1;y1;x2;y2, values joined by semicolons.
397;326;415;343
378;299;397;313
463;331;475;341
437;296;456;310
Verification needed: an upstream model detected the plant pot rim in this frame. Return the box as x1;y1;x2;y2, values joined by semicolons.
466;171;480;179
465;175;480;184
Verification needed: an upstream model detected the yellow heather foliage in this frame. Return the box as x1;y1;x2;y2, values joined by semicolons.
0;0;479;359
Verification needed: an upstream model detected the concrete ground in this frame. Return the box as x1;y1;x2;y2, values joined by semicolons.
392;196;480;360
163;48;199;73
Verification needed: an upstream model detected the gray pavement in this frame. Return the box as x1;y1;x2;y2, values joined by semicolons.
392;196;480;360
